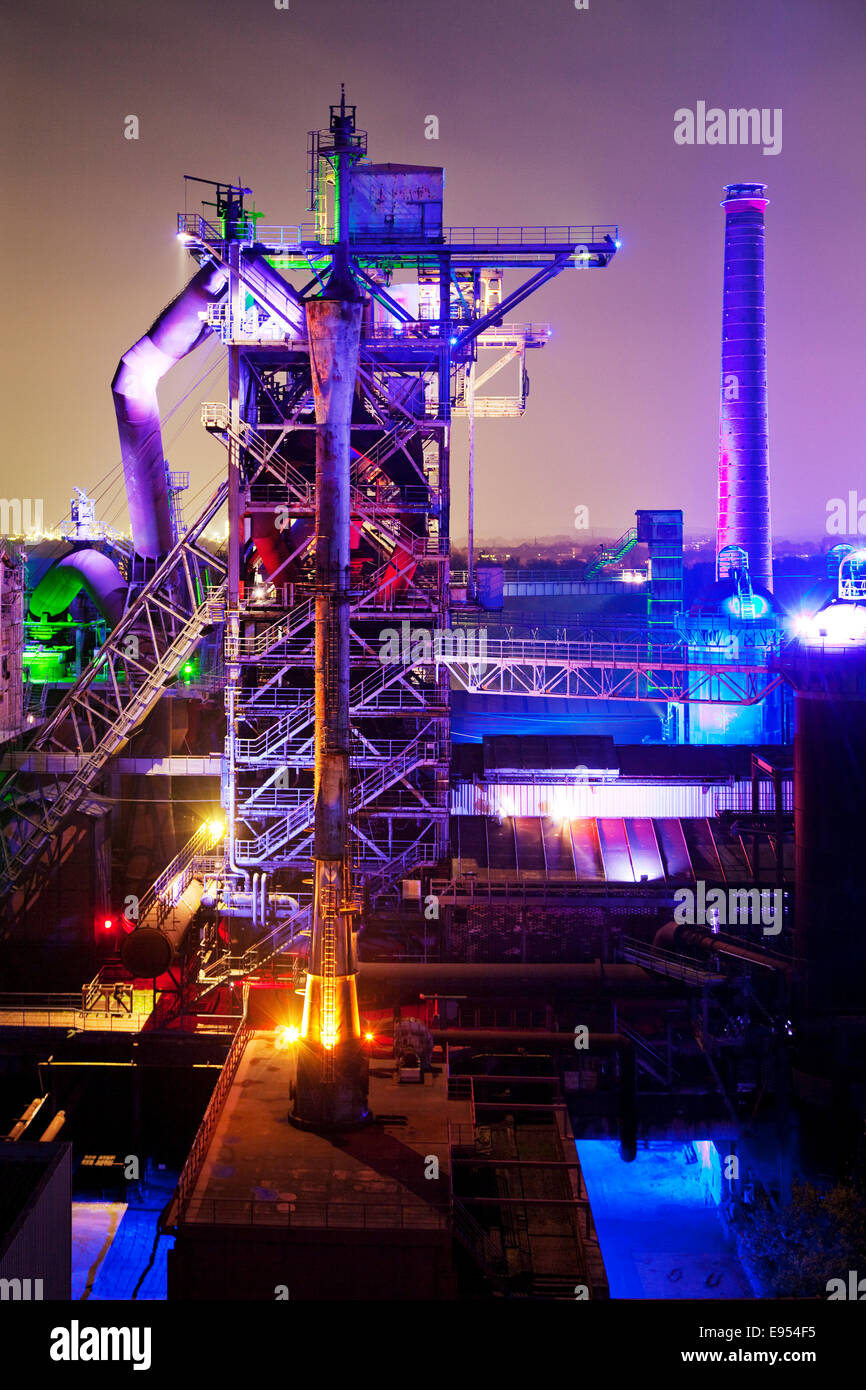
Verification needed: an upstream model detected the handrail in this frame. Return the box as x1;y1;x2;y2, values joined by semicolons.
132;822;223;931
0;990;82;1009
170;1022;251;1223
233;735;441;863
176;1196;449;1229
181;217;619;251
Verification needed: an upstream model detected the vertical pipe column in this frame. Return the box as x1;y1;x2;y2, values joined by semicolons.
225;243;249;919
467;360;476;600
293;286;368;1128
716;183;773;592
438;255;453;867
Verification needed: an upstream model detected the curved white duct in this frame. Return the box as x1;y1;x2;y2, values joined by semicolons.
112;262;229;558
112;253;305;561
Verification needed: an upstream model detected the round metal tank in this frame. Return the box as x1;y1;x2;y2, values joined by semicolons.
121;927;172;977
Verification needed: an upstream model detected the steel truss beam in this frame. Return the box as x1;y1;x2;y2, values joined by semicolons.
444;639;784;705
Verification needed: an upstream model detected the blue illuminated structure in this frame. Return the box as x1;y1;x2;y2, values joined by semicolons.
679;547;782;745
792;548;866;647
678;184;781;745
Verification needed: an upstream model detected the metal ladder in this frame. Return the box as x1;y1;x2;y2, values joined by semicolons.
319;878;338;1071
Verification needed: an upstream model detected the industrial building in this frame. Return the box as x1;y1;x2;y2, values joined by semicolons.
1;98;865;1303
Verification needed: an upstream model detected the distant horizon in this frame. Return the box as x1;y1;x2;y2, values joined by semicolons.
5;0;864;542
450;532;837;550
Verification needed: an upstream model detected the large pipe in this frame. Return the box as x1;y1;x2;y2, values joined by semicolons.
292;211;367;1125
653;920;791;974
716;183;773;591
29;550;127;628
3;1095;48;1141
356;961;655;1002
153;876;203;955
40;1110;67;1141
112;262;228;558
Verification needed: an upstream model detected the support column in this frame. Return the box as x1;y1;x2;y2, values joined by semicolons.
292;280;368;1129
467;359;476;600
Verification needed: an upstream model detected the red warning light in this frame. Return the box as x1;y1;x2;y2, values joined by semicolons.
103;918;113;931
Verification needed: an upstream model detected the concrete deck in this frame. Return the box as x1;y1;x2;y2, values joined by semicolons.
576;1139;753;1298
185;1033;473;1231
0;1007;151;1032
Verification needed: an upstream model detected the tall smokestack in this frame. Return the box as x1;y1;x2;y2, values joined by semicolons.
716;183;773;592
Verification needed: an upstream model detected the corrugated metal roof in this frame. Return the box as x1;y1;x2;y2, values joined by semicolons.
450;814;791;885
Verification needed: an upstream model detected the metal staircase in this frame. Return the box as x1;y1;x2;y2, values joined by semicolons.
130;821;224;933
233;735;441;866
585;526;638;578
0;482;229;905
197;903;312;987
228;596;316;660
233;657;439;765
206;411;437;566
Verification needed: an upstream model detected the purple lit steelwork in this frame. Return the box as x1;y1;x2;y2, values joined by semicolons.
716;184;773;592
112;262;228;558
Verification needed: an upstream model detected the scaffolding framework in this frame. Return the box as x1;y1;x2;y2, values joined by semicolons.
176;131;621;934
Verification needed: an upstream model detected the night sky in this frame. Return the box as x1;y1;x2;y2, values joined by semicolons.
3;0;864;543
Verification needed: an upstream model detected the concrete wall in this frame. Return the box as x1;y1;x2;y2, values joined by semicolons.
0;1141;72;1301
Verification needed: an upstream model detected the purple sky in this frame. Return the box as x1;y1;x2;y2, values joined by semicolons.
3;0;864;543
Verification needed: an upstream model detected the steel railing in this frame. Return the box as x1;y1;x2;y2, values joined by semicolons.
178;1196;449;1229
170;1022;252;1223
180;216;618;251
